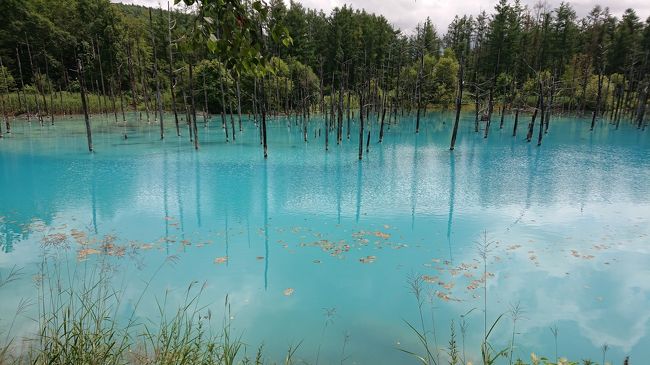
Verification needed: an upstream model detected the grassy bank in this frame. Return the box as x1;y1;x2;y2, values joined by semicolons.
1;91;179;117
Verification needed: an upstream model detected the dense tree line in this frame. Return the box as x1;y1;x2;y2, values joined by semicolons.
0;0;648;149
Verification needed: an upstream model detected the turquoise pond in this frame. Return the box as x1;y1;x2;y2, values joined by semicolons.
1;112;649;364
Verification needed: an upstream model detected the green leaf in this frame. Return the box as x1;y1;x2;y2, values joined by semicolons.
282;36;293;47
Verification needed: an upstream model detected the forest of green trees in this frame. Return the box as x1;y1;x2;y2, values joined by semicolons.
0;0;649;146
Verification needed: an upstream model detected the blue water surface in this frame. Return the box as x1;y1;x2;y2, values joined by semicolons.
1;112;649;364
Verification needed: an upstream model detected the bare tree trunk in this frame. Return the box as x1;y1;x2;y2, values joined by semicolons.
166;3;180;136
0;57;7;137
415;51;423;134
179;70;192;141
450;54;465;150
527;96;540;142
636;81;648;129
189;62;199;150
537;80;545;146
346;84;351;139
150;8;164;139
0;57;10;134
228;96;236;141
219;72;229;142
358;91;364;160
483;89;493;138
236;76;242;132
379;107;386;143
590;67;604;131
78;59;93;152
261;76;268;158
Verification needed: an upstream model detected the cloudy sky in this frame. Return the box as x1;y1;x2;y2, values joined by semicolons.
112;0;650;33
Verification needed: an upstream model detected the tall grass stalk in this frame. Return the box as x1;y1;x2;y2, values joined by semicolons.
508;302;524;365
0;237;272;365
314;307;335;365
550;325;559;363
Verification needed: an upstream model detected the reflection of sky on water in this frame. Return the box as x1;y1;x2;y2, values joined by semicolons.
1;112;649;363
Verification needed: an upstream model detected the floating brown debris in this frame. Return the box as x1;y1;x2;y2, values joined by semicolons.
374;231;390;239
77;248;100;261
359;255;377;264
442;282;455;290
256;256;265;260
42;233;68;247
70;229;88;245
422;275;438;283
101;243;126;257
301;239;350;257
435;291;459;302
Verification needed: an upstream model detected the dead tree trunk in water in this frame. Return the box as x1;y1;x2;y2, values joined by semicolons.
236;76;242;132
379;107;386;143
544;72;556;133
337;70;344;143
512;108;519;137
167;3;180;136
0;57;11;134
527;96;540;142
78;59;93;152
219;72;230;142
261;77;268;158
537;80;545;146
203;72;209;127
150;9;164;139
109;76;118;123
590;66;604;131
189;62;199;150
415;50;424;134
358;92;365;160
0;57;7;137
483;89;494;138
179;70;192;141
450;54;465;151
637;82;648;129
347;85;351;139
